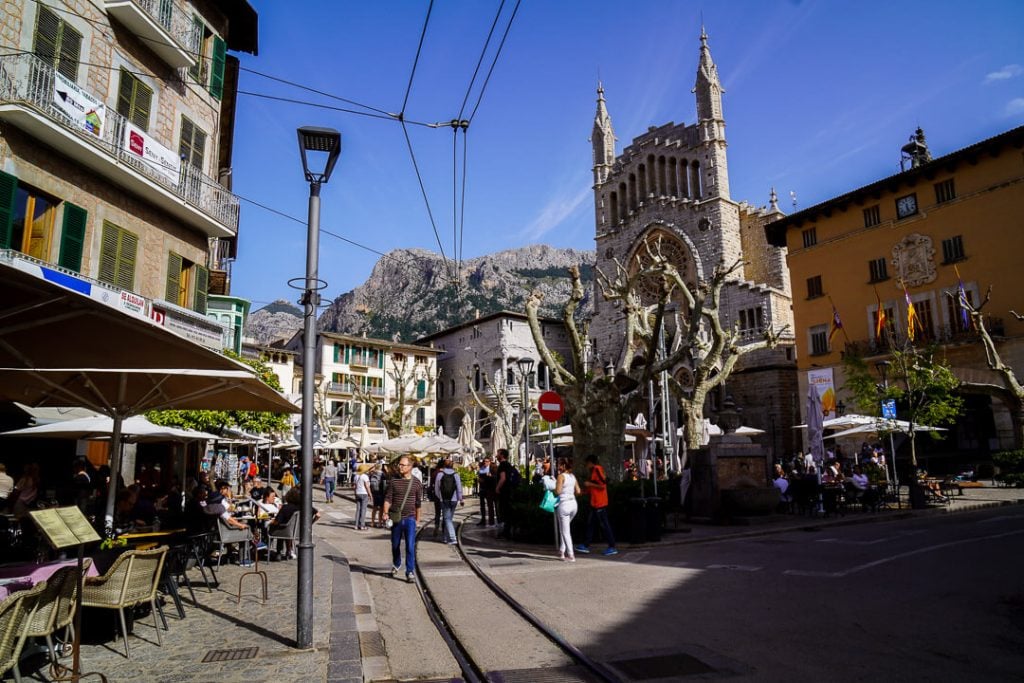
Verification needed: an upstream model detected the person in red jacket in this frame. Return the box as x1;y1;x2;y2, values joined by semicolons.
576;454;618;556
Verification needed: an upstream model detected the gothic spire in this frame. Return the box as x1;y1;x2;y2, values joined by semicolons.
591;81;616;185
693;27;724;125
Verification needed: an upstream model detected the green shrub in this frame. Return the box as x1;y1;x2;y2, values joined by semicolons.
993;449;1024;487
456;465;478;490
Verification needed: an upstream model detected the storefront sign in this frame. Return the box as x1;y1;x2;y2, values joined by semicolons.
150;304;224;350
52;72;105;137
807;367;837;420
118;290;146;316
122;122;181;187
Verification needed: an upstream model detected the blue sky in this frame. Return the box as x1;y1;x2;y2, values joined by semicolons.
230;1;1024;309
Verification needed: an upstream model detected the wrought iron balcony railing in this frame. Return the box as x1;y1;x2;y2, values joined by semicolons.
0;53;239;235
843;317;1004;357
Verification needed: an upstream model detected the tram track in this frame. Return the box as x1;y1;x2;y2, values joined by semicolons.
413;519;623;683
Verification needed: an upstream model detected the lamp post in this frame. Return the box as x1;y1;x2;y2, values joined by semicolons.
517;357;534;469
875;360;899;496
295;126;340;650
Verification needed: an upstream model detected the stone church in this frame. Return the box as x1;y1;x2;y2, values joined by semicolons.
588;29;798;458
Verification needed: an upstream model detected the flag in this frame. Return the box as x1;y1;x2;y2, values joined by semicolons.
874;287;887;339
954;264;972;330
904;285;919;341
828;304;843;343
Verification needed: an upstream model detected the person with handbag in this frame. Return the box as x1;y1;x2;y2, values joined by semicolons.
554;457;581;562
382;456;423;583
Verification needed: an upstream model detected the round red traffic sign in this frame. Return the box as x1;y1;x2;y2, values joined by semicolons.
537;390;564;421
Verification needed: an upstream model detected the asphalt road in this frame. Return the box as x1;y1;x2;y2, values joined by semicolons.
478;507;1024;682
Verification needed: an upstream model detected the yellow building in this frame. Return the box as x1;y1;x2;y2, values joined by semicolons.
766;125;1024;464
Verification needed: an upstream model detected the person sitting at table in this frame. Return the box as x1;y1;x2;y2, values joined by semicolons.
268;488;318;559
183;486;211;532
250;477;267;501
255;488;280;518
11;463;40;519
0;462;15;510
772;464;791;511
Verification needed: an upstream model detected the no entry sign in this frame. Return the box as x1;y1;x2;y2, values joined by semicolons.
537;390;564;421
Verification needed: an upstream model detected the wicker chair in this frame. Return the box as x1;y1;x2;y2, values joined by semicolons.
21;564;84;670
0;582;46;683
81;546;167;658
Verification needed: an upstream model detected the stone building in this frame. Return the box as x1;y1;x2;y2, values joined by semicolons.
589;29;797;457
0;0;257;347
767;124;1024;464
417;311;572;453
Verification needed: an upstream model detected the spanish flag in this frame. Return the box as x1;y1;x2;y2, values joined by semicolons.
874;287;887;339
828;304;843;344
904;284;920;341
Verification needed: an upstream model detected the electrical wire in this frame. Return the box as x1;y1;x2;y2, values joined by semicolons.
401;0;434;116
467;0;521;123
456;0;506;121
236;91;439;127
401;119;452;280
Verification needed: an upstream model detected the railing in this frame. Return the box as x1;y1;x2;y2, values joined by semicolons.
328;382;354;394
843;317;1005;356
129;0;201;54
348;353;378;366
0;53;239;232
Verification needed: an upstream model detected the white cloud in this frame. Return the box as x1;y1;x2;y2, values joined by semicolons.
1004;97;1024;117
984;64;1022;85
519;186;591;242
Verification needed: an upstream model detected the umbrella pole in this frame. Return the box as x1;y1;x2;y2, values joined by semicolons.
103;413;125;535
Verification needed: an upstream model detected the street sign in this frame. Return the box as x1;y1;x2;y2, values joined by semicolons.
537;390;564;421
881;399;897;419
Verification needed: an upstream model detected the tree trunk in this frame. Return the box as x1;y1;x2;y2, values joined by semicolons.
565;382;626;481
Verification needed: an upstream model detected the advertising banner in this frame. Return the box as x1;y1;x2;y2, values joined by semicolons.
150;304;224;350
122;122;181;187
52;72;105;137
807;367;837;420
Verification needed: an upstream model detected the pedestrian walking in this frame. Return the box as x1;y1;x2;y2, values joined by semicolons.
370;462;388;528
323;459;338;503
434;458;463;544
476;457;496;526
577;454;618;556
383;456;423;583
554;457;580;562
353;463;373;529
494;448;520;540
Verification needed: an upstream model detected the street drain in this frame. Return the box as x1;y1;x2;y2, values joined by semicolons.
359;631;385;657
610;652;715;679
353;604;371;614
202;647;258;663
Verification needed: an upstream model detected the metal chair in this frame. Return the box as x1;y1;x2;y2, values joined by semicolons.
81;546;167;659
0;582;46;683
214;519;251;567
184;531;217;591
267;515;299;559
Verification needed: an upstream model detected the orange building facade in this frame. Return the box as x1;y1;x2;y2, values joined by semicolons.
767;125;1024;466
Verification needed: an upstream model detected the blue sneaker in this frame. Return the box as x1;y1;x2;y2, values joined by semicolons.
575;544;590;554
602;548;618;556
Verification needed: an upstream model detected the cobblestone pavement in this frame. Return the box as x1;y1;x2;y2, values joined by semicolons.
30;483;1021;683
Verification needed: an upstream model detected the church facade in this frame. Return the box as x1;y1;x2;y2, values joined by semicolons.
589;30;798;458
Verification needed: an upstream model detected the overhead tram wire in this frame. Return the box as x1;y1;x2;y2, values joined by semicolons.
236;91;439;127
467;0;522;124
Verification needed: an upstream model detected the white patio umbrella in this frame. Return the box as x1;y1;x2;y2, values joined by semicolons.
824;419;946;440
377;434;421;453
1;414;218;442
408;433;462;453
324;437;359;449
807;383;825;464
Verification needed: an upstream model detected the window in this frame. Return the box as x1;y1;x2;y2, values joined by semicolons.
117;69;153;131
473;365;480;391
393;352;405;364
416;380;426;400
934;178;956;204
507;369;515;386
209;36;227;100
415;408;426;427
188;16;211;85
98;221;138;290
863;205;880;228
868;257;888;283
872;305;895;342
809;324;829;356
178;117;207;170
914;298;936;340
165;252;209;313
0;171;88;272
801;227;817;248
944;287;975;334
942;235;965;263
450;378;455;396
738;306;765;332
33;6;82;80
806;275;823;299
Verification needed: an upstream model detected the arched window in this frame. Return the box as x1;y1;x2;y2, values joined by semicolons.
668;158;678;197
538;362;548;389
450;378;455;396
507;368;515;386
658;156;667;196
690;161;702;199
638;163;647;199
628;174;637;211
619;182;628;219
609;192;619;225
473;365;480;391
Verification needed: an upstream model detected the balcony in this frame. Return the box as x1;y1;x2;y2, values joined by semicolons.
105;0;200;69
328;382;354;394
348;353;378;368
0;54;239;238
843;317;1005;357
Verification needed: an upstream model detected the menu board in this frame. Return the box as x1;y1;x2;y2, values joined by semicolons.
29;507;101;549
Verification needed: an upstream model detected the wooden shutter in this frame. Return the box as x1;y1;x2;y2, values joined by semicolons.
32;6;59;67
209;35;226;100
56;20;81;80
57;203;87;272
188;16;206;83
193;264;208;314
0;171;17;250
165;252;182;302
97;222;118;285
117;69;151;132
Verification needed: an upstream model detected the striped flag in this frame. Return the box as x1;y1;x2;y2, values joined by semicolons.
903;284;920;341
874;287;887;339
828;304;843;343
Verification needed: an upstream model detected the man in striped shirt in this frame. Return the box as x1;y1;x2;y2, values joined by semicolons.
383;456;423;582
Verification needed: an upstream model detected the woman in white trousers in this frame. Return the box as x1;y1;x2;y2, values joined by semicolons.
555;457;581;561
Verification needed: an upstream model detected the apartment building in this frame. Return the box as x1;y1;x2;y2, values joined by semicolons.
0;0;257;348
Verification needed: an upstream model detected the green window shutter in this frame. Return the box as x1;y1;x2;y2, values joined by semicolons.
377;350;383;369
116;229;137;290
193;264;208;314
417;380;426;400
56;19;81;80
0;171;18;250
333;343;340;363
97;222;118;285
57;203;87;272
165;252;182;301
209;35;226;100
117;70;152;132
344;345;350;363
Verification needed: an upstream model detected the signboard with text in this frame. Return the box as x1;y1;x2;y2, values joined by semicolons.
122;122;181;187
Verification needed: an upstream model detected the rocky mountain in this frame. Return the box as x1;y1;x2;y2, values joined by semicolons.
243;245;595;346
244;300;302;346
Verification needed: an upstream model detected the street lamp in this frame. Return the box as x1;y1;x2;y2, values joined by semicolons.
517;357;534;468
875;360;899;496
295;126;340;650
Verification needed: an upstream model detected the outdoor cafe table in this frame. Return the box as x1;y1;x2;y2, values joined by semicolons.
118;528;186;550
0;557;99;600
